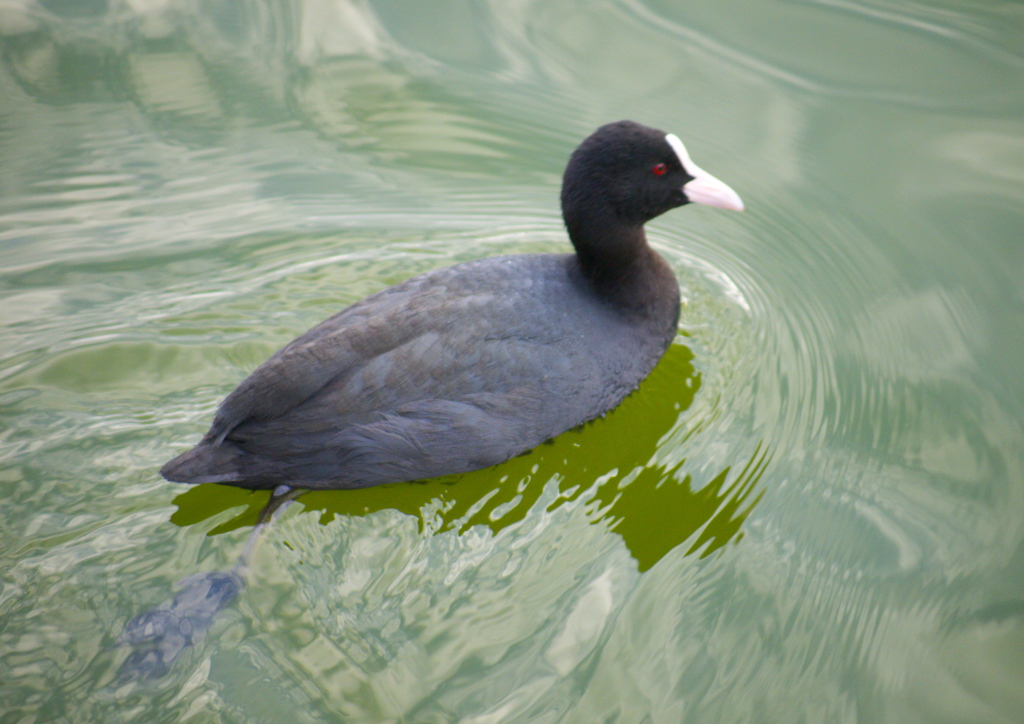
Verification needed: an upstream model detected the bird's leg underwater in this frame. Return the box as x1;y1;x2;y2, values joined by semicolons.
116;485;303;682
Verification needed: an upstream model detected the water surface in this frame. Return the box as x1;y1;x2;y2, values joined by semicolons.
2;0;1023;721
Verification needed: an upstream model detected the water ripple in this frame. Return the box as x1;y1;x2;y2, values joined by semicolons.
1;0;1023;719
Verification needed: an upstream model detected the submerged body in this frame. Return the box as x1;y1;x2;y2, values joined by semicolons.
161;120;743;491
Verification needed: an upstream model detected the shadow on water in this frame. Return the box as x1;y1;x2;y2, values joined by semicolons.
119;342;768;682
172;341;768;571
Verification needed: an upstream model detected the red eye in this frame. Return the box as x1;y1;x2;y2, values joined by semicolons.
653;163;668;176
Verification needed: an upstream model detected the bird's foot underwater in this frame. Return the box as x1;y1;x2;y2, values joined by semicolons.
115;570;244;682
114;486;298;683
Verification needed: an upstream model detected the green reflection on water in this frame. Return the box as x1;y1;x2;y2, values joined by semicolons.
171;342;766;571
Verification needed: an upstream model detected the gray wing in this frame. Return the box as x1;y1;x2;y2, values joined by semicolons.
207;269;505;443
226;327;601;487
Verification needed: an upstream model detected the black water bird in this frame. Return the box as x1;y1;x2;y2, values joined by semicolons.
119;121;742;681
161;120;743;491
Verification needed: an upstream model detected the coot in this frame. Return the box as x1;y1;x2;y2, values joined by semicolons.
161;120;743;490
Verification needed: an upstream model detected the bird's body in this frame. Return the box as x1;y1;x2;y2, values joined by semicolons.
162;251;679;489
161;120;742;491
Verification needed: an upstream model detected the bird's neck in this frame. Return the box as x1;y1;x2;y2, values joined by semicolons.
565;208;678;315
565;206;647;277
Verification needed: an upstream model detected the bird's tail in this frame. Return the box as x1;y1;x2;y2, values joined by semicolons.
160;439;246;485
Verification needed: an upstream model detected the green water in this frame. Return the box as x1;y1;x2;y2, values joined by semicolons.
2;0;1023;721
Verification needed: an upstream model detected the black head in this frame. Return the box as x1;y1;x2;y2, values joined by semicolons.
561;120;743;233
